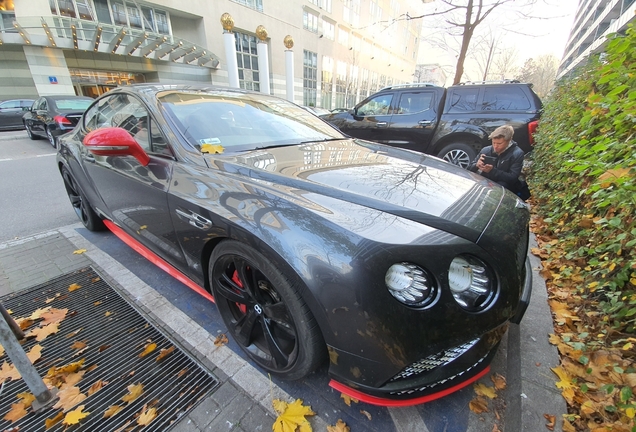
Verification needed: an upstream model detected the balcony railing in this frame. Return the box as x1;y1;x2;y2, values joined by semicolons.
0;15;219;69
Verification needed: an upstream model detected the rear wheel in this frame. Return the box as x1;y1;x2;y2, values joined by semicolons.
210;241;326;380
438;143;476;169
46;128;57;149
26;124;39;140
61;168;106;231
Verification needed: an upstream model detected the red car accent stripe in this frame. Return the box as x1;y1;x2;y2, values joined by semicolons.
103;219;215;303
328;366;490;407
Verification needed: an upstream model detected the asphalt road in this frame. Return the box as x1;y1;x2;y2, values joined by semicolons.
0;130;79;242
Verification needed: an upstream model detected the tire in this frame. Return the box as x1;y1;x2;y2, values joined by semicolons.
61;167;106;231
26;124;39;140
46;127;57;149
209;241;326;380
437;143;477;169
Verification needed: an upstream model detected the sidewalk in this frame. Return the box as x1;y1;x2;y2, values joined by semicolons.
0;223;566;431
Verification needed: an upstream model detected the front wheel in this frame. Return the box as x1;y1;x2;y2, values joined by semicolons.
438;143;477;169
61;168;106;231
210;241;326;380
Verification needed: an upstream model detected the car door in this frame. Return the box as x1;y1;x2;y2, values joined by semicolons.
0;100;25;129
80;93;187;270
344;93;395;143
387;90;437;152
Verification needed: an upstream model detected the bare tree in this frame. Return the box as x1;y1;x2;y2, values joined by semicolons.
516;54;558;97
492;46;519;80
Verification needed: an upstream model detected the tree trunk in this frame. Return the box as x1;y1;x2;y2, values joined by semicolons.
453;0;475;85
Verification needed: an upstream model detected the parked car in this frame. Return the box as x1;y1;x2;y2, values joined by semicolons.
57;84;532;404
321;81;542;168
23;95;93;148
301;105;331;116
0;99;34;130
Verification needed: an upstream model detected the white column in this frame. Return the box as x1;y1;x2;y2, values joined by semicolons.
257;42;270;95
285;50;294;103
223;31;240;88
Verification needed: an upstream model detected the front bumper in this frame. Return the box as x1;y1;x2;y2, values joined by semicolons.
510;257;532;324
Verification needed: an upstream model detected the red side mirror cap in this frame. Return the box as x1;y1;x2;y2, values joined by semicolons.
83;127;150;166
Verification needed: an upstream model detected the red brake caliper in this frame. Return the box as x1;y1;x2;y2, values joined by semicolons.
231;270;247;314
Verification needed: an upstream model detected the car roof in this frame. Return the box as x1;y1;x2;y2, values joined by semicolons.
44;95;94;100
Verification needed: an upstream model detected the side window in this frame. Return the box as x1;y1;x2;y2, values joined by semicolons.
0;100;21;109
41;99;49;111
34;98;46;111
482;87;531;111
21;100;34;110
149;118;173;157
396;92;433;115
357;94;393;116
447;88;479;113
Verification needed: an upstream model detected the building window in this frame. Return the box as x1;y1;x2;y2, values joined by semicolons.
321;0;332;13
322;19;334;40
230;0;264;12
303;50;318;106
335;61;347;108
235;32;260;91
337;27;349;46
322;56;333;109
359;68;369;99
303;10;318;33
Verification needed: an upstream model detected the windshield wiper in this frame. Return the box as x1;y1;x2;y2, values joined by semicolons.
299;137;344;144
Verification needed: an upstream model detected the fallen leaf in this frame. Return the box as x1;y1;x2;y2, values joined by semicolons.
45;411;65;429
340;393;359;406
139;343;157;358
121;383;144;404
66;328;82;338
17;391;36;408
474;382;497;399
492;424;502;432
68;283;82;291
40;308;68;325
103;405;124;418
469;396;489;414
200;144;224;154
104;311;112;317
214;334;229;346
156;346;175;362
71;341;87;350
94;301;102;306
0;361;21;382
62;371;86;388
544;413;556;431
272;398;315;432
3;403;28;422
73;249;87;255
26;344;44;363
0;344;4;357
327;419;350;432
15;317;35;330
53;386;87;412
63;405;90;425
91;277;101;283
86;364;98;372
137;407;157;426
177;368;188;378
491;373;507;390
30;307;52;320
28;322;60;341
360;409;372;421
88;379;108;396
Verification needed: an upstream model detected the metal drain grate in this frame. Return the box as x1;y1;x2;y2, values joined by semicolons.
0;267;219;431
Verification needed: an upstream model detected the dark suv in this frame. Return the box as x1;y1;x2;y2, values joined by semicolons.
321;81;542;168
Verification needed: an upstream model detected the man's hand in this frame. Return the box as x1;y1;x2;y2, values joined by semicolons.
476;154;494;173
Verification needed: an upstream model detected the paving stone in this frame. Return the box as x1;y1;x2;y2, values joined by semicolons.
203;393;253;431
210;381;239;409
237;404;272;432
187;395;222;429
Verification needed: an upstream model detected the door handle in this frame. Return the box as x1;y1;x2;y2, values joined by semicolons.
376;122;388;128
418;120;433;126
175;208;212;230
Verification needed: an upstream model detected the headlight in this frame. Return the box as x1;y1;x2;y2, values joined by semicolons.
448;255;495;311
385;263;436;307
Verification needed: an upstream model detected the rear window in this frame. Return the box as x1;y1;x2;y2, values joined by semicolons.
54;99;93;110
481;87;531;111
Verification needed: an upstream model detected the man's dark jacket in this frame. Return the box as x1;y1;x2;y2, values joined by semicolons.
467;141;525;193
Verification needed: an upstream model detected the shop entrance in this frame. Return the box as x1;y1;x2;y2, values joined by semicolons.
70;69;146;97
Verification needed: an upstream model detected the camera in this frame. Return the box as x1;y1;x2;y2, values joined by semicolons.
482;155;497;166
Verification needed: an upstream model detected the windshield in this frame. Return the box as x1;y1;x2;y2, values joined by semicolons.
157;90;344;151
54;99;93;110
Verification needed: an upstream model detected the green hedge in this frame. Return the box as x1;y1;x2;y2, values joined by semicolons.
531;23;636;333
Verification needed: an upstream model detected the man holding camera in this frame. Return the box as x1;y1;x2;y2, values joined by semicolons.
467;124;529;200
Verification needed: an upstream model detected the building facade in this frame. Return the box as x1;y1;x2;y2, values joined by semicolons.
0;0;422;108
557;0;636;79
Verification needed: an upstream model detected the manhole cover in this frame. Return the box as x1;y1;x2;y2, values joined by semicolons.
0;267;219;431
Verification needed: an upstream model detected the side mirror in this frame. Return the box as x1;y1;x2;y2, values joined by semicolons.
83;127;150;166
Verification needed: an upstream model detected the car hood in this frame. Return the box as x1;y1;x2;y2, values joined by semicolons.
204;139;504;242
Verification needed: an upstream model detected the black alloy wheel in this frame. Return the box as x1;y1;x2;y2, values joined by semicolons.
26;124;39;140
46;128;56;149
210;241;326;380
61;168;106;231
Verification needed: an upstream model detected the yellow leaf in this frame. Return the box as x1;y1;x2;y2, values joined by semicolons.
137;407;157;426
214;334;229;346
469;397;489;414
474;382;497;399
200;144;224;154
53;386;87;412
17;391;36;408
68;283;82;292
103;405;124;418
27;322;60;342
71;341;87;350
26;344;44;364
3;402;28;422
40;308;68;325
63;405;90;425
121;383;144;404
340;393;358;406
272;399;315;432
491;373;507;391
623;342;634;351
104;311;112;317
327;419;350;432
29;307;51;320
139;343;157;358
155;346;175;362
552;366;575;390
88;379;108;396
61;371;86;389
73;249;87;255
626;407;635;419
45;411;64;429
0;361;21;382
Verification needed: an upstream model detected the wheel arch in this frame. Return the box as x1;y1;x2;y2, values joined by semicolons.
430;131;488;156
